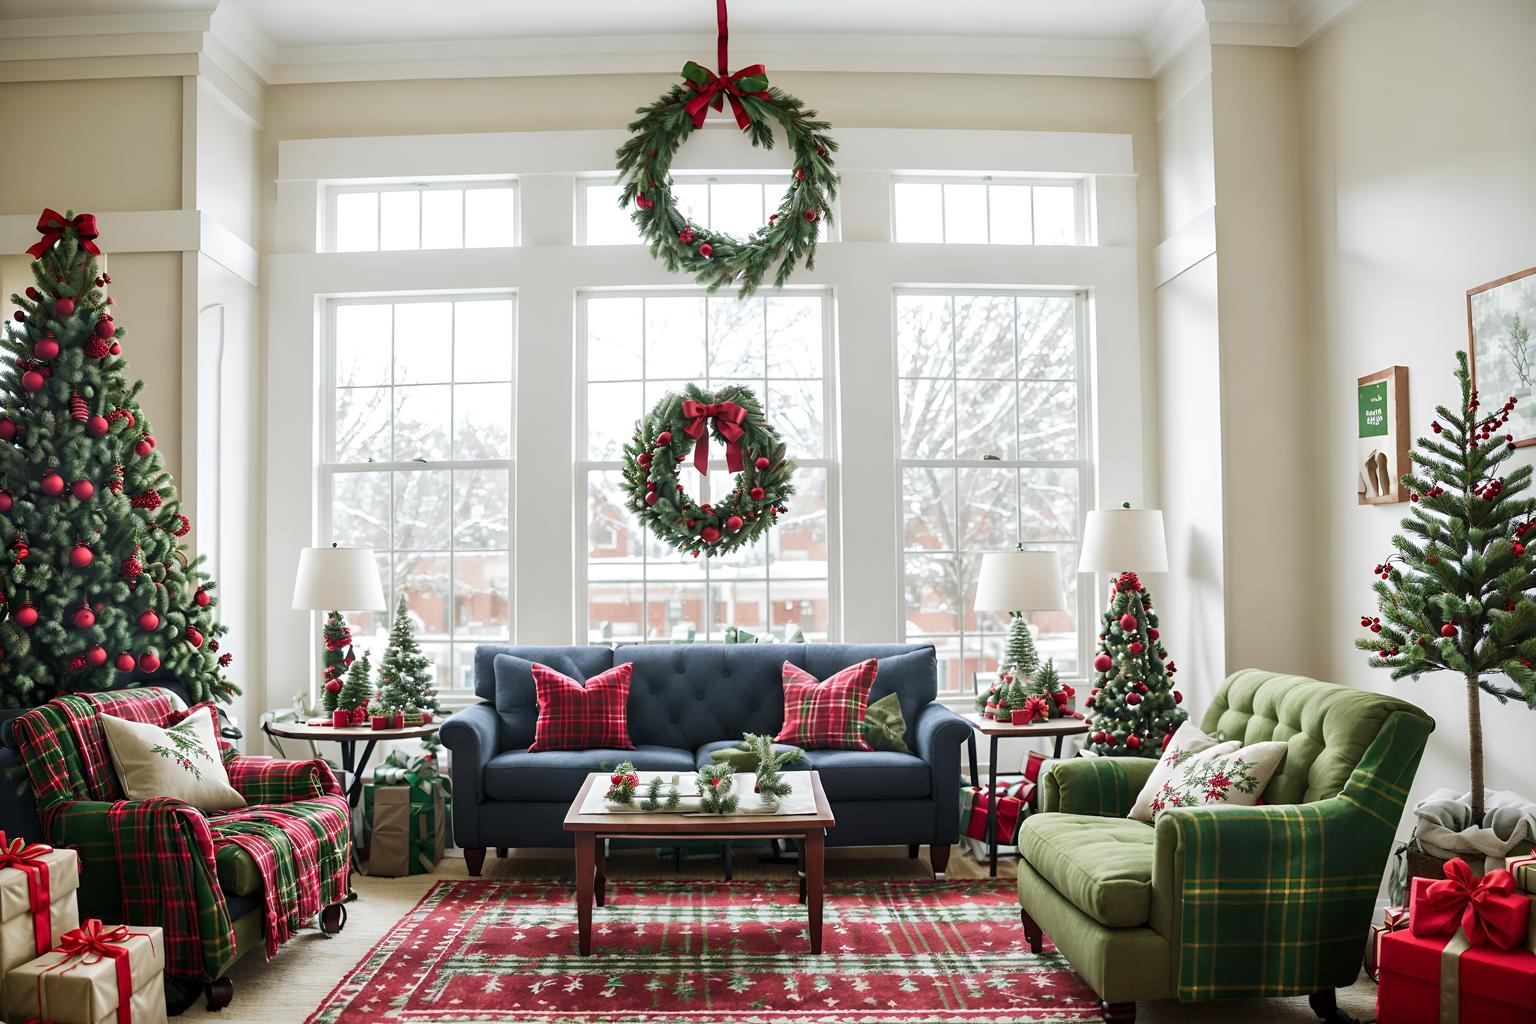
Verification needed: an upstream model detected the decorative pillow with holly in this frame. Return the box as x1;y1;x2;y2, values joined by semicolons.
99;703;246;812
1127;721;1238;823
1147;740;1288;822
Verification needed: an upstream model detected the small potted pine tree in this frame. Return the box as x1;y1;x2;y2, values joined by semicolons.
377;596;439;726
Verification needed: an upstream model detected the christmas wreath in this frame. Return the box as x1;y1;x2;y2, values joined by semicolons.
613;0;838;296
622;383;795;557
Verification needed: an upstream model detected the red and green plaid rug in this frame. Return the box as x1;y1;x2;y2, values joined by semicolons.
307;878;1101;1023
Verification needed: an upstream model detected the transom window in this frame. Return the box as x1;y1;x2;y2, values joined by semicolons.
580;176;832;246
580;291;836;644
328;181;517;252
323;295;515;690
897;289;1089;693
893;177;1083;245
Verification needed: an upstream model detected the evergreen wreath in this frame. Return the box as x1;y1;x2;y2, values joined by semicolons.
613;3;838;296
622;383;795;557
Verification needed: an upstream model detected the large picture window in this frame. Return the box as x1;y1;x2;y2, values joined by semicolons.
322;295;515;690
897;290;1089;693
579;291;836;643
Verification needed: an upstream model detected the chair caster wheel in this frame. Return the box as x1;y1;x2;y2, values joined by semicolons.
933;872;947;881
206;978;234;1011
320;903;347;935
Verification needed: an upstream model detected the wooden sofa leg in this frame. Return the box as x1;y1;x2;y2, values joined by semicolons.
1100;1002;1135;1023
497;846;509;858
1308;988;1359;1024
205;978;234;1012
1019;906;1044;954
907;843;920;859
464;847;486;876
929;843;950;878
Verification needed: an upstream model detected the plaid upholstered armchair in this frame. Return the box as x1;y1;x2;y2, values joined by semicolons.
13;688;352;1012
1016;669;1433;1024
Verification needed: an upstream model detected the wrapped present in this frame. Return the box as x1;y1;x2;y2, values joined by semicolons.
1377;861;1536;1023
1508;847;1536;895
1365;905;1409;982
961;786;1025;846
1;834;81;977
363;751;448;877
3;921;165;1024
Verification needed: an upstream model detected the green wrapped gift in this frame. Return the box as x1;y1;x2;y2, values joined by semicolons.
362;751;449;876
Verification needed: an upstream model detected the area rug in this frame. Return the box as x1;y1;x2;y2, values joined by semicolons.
306;878;1100;1023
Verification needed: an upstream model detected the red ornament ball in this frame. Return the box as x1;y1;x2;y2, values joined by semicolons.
1173;690;1184;704
1440;623;1458;637
1128;640;1145;655
1118;613;1139;632
1126;692;1142;705
109;342;121;356
138;610;160;632
94;318;115;339
135;437;156;457
55;297;75;316
755;457;770;470
11;312;22;322
40;472;65;496
325;678;343;694
71;480;93;500
803;209;818;222
14;605;38;628
112;653;134;672
1147;627;1160;640
1126;734;1142;749
34;338;59;360
750;486;766;501
70;544;93;568
86;645;107;667
698;243;714;258
25;287;39;301
21;371;45;393
138;651;160;673
726;515;744;532
701;525;722;543
656;431;673;446
0;419;14;441
1093;653;1113;672
72;606;95;629
187;627;203;649
86;415;109;437
194;588;211;607
644;492;659;506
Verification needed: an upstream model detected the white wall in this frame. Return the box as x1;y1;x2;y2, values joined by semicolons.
1300;0;1536;823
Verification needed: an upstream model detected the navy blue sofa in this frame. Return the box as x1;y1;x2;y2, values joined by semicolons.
441;642;972;876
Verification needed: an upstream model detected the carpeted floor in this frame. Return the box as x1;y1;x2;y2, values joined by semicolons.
180;847;1379;1024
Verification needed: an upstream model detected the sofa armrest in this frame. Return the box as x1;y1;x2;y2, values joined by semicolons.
224;754;342;803
912;703;971;844
440;704;500;846
1039;756;1155;817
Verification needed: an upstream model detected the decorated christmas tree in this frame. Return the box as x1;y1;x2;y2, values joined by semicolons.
1085;572;1185;756
999;615;1041;685
376;596;438;715
337;650;373;714
0;212;233;707
1357;352;1536;827
320;609;354;714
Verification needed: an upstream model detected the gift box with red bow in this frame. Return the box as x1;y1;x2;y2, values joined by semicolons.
0;834;81;977
1376;857;1536;1024
960;786;1025;845
1365;904;1409;982
3;920;165;1024
1508;847;1536;895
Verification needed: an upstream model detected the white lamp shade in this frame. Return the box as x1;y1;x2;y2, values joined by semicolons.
291;546;387;612
1078;508;1169;573
973;549;1065;612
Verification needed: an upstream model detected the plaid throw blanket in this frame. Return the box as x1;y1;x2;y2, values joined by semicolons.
15;688;351;987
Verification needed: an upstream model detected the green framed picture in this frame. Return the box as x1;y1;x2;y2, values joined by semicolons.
1357;367;1409;505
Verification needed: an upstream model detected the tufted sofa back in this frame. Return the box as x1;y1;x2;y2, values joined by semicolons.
474;642;937;752
1200;667;1427;805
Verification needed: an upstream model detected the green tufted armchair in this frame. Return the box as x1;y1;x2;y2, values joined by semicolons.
1016;669;1433;1024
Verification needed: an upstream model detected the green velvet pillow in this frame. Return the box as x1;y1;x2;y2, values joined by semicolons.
862;692;911;754
710;742;805;771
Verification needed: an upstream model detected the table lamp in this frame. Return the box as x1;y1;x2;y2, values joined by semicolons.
1078;505;1168;575
292;544;387;724
974;548;1065;690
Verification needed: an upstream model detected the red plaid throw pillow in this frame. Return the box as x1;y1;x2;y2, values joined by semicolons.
528;662;636;752
774;659;878;751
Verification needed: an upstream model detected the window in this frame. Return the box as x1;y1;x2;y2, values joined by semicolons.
581;176;831;246
897;290;1088;694
580;291;835;643
329;182;517;252
892;178;1083;245
323;295;515;690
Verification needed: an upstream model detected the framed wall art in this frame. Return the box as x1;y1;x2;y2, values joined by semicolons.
1357;366;1410;505
1468;266;1536;446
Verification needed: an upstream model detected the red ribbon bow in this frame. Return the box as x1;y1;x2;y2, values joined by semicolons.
26;209;101;260
681;0;770;130
1411;856;1531;949
55;921;135;1024
1021;696;1051;724
0;832;56;955
680;399;748;476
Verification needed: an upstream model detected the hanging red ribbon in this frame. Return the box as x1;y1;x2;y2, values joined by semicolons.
681;0;771;130
1410;857;1530;949
680;399;748;476
26;209;101;260
52;921;137;1024
0;832;56;955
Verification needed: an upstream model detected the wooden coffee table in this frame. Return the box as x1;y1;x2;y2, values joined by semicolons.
563;771;836;955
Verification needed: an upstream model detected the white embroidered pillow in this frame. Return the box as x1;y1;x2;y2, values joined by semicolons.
1127;721;1239;823
99;705;246;812
1147;740;1289;822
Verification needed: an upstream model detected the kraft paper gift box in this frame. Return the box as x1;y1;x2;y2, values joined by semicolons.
3;922;166;1024
363;778;445;877
1375;875;1536;1023
0;838;81;977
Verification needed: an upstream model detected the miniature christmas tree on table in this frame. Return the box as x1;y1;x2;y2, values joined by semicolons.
320;609;354;714
377;595;439;722
1084;572;1186;756
336;650;374;723
999;614;1041;686
0;211;234;706
1032;659;1081;719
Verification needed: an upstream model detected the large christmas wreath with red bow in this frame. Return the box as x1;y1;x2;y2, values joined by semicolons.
613;0;838;296
622;384;795;557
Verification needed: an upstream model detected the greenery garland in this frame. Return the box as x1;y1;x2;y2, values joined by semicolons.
614;67;838;296
622;383;795;557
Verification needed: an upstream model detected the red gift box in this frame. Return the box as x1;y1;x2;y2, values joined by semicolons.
1377;875;1536;1023
962;787;1024;845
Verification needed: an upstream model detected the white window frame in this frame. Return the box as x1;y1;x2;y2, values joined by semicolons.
574;286;841;644
322;178;520;253
890;174;1090;245
894;286;1095;695
318;292;518;695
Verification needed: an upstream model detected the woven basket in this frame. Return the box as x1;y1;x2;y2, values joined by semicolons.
1406;844;1450;882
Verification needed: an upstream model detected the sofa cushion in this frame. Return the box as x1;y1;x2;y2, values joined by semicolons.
215;843;263;897
483;744;695;802
813;645;936;751
798;749;930;800
528;663;636;752
697;739;810;772
862;692;912;754
486;647;616;751
1017;812;1156;928
775;659;877;751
